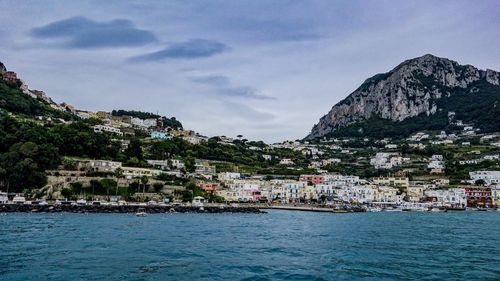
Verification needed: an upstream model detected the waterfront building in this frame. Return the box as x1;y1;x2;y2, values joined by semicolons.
407;185;425;202
299;184;317;201
464;187;492;207
373;186;401;203
492;186;500;207
424;188;466;207
0;191;7;204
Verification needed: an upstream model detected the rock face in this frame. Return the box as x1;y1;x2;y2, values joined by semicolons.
0;61;6;74
307;54;500;139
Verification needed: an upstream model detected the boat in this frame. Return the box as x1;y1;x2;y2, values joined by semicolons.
76;199;87;206
192;196;205;207
367;207;382;212
136;208;147;217
384;208;403;212
0;191;8;204
12;195;26;204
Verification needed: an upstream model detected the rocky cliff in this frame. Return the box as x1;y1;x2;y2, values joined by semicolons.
0;61;6;74
307;54;500;139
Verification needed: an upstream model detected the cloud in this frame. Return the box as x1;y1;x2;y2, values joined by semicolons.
223;101;275;121
129;39;227;62
189;74;275;100
30;16;157;48
189;75;229;86
218;87;275;100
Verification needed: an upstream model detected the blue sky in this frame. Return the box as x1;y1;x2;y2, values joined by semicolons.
1;0;499;142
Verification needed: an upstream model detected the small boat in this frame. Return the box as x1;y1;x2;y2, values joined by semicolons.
136;208;147;217
384;208;402;212
76;199;87;206
368;207;382;212
12;195;26;204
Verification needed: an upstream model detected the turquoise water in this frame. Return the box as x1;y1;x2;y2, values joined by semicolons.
1;211;500;280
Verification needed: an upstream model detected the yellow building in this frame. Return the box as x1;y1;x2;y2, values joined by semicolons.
374;186;400;202
299;184;317;201
373;177;409;188
96;111;109;119
407;186;425;202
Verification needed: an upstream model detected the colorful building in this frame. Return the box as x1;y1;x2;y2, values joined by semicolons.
299;175;325;185
464;187;492;207
150;131;172;140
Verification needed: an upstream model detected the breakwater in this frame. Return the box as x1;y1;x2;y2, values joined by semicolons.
0;204;264;214
265;205;365;213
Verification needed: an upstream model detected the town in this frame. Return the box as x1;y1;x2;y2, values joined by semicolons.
1;63;500;212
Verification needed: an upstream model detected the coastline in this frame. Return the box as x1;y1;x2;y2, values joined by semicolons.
0;204;264;214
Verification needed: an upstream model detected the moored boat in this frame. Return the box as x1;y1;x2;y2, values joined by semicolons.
136;207;147;217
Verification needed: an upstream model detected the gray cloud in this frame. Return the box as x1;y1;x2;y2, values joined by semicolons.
218;87;275;100
189;75;229;86
129;39;227;62
30;16;157;48
190;74;275;100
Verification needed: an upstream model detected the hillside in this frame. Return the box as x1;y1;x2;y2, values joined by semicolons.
306;54;500;139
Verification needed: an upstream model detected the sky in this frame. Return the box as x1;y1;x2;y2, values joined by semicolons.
0;0;499;143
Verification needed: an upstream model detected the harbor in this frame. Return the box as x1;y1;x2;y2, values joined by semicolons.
0;203;264;214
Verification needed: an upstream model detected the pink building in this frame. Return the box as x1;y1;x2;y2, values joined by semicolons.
199;183;219;195
299;175;325;185
2;71;17;83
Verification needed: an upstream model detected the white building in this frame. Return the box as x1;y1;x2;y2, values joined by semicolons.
0;191;8;204
424;188;466;207
131;117;157;128
77;160;122;173
122;167;162;179
218;172;241;182
279;158;295;165
146;160;170;170
428;155;445;170
469;171;500;185
370;152;403;169
93;125;123;136
171;159;185;169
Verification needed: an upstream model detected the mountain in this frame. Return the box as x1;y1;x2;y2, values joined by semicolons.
306;54;500;139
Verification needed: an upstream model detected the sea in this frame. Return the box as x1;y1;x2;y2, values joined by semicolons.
1;210;499;280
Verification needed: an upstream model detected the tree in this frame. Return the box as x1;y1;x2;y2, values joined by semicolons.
475;179;486;186
140;176;149;193
125;138;143;160
0;142;59;192
184;156;196;173
61;188;73;200
100;179;117;196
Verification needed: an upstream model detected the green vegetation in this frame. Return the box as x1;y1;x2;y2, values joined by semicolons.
0;80;73;120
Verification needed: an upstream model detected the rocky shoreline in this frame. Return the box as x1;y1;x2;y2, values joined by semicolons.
0;204;265;214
